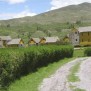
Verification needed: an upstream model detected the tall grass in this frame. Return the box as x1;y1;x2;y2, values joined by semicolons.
0;45;73;89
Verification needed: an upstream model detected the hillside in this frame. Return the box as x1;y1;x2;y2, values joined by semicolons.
0;2;91;42
22;2;91;24
1;2;91;25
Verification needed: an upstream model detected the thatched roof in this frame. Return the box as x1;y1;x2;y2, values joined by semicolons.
30;38;40;43
7;38;22;45
43;36;59;43
78;26;91;33
0;36;11;41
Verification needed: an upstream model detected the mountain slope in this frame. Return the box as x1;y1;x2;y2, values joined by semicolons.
1;2;91;25
27;2;91;24
0;2;91;42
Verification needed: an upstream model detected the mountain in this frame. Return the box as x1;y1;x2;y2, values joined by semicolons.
1;2;91;25
23;2;91;24
0;2;91;42
1;2;91;24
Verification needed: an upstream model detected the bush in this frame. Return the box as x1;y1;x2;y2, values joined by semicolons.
0;45;73;88
84;47;91;56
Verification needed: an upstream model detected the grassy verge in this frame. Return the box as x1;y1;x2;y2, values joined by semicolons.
7;58;74;91
68;61;86;91
69;85;85;91
73;88;86;91
68;62;81;82
73;48;85;57
68;48;86;91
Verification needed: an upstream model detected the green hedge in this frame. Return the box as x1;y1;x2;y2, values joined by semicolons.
0;45;73;88
84;47;91;56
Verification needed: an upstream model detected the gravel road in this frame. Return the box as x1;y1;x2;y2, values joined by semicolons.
39;57;91;91
71;57;91;91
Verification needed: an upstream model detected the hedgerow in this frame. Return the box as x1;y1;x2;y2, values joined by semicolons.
0;45;73;89
84;47;91;56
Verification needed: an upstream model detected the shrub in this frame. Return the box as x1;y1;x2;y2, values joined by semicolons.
84;47;91;56
0;45;73;88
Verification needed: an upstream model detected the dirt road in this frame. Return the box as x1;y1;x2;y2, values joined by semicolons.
39;57;91;91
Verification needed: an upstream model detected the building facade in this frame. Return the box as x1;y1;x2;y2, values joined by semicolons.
70;26;91;46
79;28;91;46
69;28;79;46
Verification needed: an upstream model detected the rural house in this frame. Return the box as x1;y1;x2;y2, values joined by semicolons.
0;36;11;47
40;37;59;44
7;38;24;47
69;28;79;46
69;26;91;46
79;27;91;46
28;38;40;45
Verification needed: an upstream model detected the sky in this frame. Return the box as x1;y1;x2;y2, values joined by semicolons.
0;0;91;20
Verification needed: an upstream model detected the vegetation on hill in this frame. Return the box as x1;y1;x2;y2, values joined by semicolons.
0;2;91;42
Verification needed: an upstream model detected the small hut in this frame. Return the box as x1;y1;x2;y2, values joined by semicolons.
40;36;59;44
0;36;11;47
7;38;24;47
28;38;40;46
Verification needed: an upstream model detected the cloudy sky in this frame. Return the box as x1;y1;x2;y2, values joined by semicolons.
0;0;91;20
